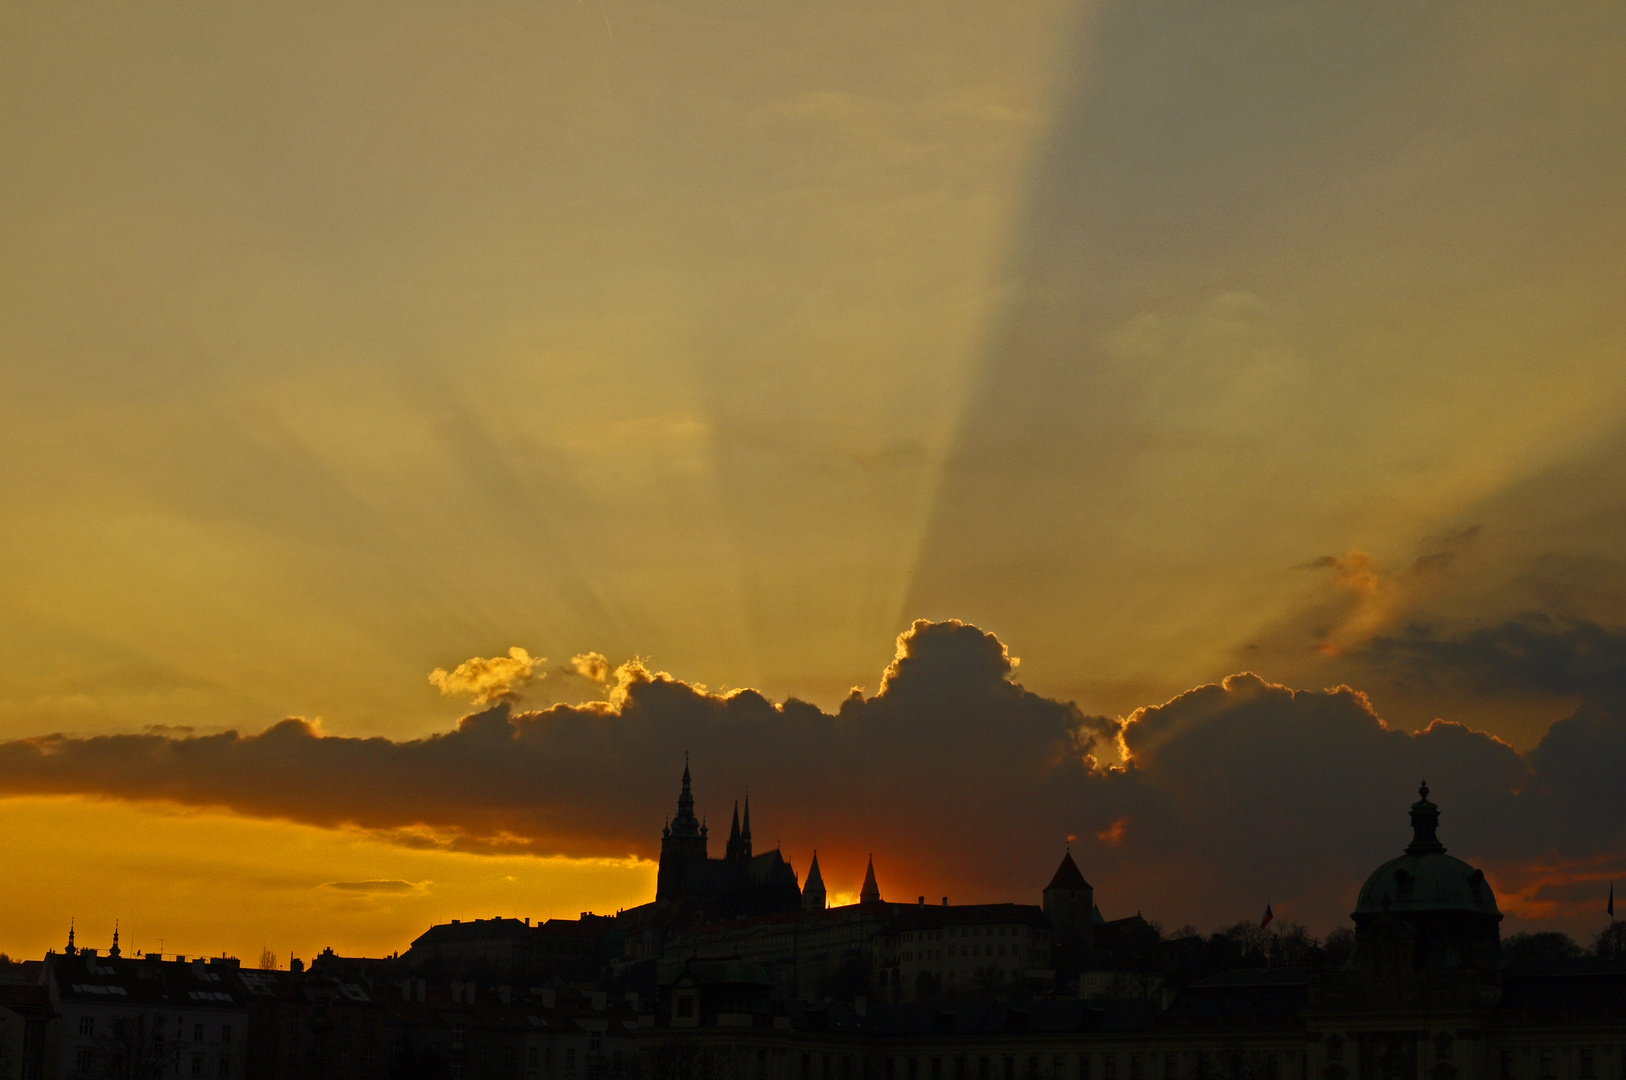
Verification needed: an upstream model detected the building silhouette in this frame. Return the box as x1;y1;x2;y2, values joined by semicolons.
18;772;1626;1080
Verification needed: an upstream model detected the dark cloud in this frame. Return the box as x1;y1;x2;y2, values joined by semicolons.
1364;616;1626;705
0;620;1622;934
320;880;426;894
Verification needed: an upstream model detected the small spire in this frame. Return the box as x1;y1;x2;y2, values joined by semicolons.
110;920;121;958
860;854;881;904
1406;780;1446;855
66;920;76;956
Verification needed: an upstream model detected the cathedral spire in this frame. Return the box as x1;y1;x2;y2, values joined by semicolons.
726;800;748;859
860;854;882;904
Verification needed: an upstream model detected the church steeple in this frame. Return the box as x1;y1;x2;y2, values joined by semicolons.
860;854;882;904
109;921;121;958
741;795;752;855
65;920;76;956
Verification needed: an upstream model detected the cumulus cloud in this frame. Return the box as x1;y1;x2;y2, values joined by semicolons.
428;647;544;705
569;652;611;685
0;620;1621;935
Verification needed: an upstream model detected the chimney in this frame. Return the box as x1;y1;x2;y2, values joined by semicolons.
918;896;925;906
942;898;949;907
192;959;206;978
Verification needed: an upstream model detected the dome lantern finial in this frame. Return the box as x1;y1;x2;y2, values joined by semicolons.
1406;779;1446;855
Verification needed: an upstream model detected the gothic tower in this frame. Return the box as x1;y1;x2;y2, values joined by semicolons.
657;759;710;901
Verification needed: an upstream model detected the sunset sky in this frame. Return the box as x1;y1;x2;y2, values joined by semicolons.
3;1;1626;964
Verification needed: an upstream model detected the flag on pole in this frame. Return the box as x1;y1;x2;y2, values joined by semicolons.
1261;902;1274;929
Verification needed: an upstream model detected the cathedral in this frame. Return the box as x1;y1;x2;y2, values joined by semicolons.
654;760;803;919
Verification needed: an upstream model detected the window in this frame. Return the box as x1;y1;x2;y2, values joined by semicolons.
828;1057;835;1080
79;1016;95;1036
196;1025;206;1042
452;1026;466;1051
218;1059;230;1079
1539;1052;1554;1080
1267;1057;1279;1080
1327;1040;1344;1065
193;1057;205;1077
1579;1050;1594;1080
1106;1059;1118;1080
1131;1058;1142;1080
529;1048;540;1068
565;1050;575;1069
1166;1055;1178;1080
1500;1053;1513;1080
1436;1037;1453;1063
1028;1059;1039;1080
1080;1056;1091;1080
980;1058;990;1080
1004;1059;1014;1080
909;1060;919;1080
77;1050;95;1072
933;1060;942;1080
220;1026;232;1044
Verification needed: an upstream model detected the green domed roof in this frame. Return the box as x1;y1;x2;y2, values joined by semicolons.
1353;783;1500;919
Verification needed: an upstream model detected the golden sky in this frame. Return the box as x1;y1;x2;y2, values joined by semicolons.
3;1;1626;960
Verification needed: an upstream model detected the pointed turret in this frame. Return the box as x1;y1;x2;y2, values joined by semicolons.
1045;850;1091;892
65;920;76;956
859;855;882;904
109;921;121;958
803;851;827;911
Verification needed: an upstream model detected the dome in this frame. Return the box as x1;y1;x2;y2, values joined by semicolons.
1353;782;1500;918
